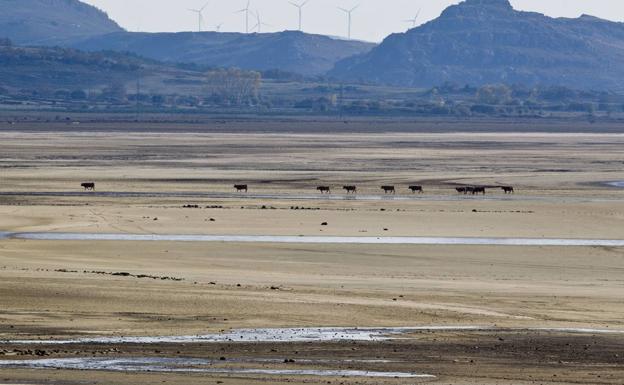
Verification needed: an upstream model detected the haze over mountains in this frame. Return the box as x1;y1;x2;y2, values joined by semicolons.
72;31;375;76
2;0;624;90
0;0;373;77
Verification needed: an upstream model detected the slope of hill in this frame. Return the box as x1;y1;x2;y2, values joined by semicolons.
0;41;207;98
71;30;375;76
330;0;624;90
0;0;122;45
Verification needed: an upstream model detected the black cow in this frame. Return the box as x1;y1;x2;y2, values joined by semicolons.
81;182;95;191
234;184;248;193
501;186;514;194
456;187;467;194
343;186;357;194
317;186;331;194
471;186;486;195
409;185;423;194
381;186;396;194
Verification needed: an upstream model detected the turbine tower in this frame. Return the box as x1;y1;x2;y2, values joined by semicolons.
236;0;252;34
188;1;210;32
338;4;359;40
403;8;421;29
252;10;271;33
289;0;309;31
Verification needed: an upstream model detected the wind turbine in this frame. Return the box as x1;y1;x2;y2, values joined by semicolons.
213;23;224;32
252;10;271;33
289;0;309;31
188;1;210;32
338;4;359;40
403;8;421;29
236;0;252;33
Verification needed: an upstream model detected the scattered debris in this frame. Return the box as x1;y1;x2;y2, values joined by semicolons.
54;269;183;281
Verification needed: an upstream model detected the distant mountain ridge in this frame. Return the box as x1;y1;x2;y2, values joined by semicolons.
71;30;375;76
330;0;624;90
0;0;122;45
0;0;374;76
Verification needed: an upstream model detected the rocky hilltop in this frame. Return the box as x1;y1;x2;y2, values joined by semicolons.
330;0;624;90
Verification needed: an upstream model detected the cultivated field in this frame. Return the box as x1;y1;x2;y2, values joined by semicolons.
0;118;623;384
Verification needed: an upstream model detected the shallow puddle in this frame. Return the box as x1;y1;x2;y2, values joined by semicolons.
4;326;624;346
4;232;624;246
0;357;435;378
1;191;620;205
3;327;438;345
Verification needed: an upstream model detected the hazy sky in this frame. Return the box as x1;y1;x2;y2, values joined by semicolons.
82;0;623;42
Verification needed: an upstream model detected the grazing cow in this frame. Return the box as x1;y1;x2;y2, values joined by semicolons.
501;186;514;194
343;186;357;194
381;186;396;194
456;187;467;194
409;185;424;194
472;186;486;195
234;184;248;193
317;186;331;194
81;182;95;191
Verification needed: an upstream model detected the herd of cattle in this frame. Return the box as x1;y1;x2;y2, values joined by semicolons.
315;185;514;195
82;183;514;195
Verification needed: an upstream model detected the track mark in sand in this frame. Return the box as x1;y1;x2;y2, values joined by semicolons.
267;293;532;319
88;209;126;233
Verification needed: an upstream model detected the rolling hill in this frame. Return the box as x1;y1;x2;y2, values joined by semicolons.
0;0;123;46
0;0;374;77
330;0;624;90
71;30;375;76
0;42;207;98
